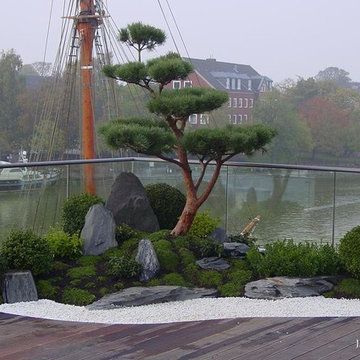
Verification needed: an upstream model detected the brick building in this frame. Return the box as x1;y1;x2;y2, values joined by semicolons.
170;57;272;126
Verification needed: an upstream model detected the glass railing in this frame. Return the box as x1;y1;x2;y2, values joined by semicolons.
1;157;360;246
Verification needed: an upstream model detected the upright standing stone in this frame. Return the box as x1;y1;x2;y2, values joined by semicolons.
2;271;38;303
81;204;117;255
136;239;160;281
105;172;159;233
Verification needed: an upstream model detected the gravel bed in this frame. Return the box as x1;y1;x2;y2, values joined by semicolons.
1;297;360;324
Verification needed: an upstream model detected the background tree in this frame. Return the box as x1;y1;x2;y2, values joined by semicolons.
252;90;312;201
0;49;24;154
299;96;350;158
101;25;276;236
315;66;351;87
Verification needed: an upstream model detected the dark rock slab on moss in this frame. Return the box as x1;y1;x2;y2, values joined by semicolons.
86;286;218;309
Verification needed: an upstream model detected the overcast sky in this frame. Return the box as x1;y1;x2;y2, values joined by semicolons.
2;0;359;83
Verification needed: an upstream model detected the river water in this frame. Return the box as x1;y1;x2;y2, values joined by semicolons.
1;161;360;246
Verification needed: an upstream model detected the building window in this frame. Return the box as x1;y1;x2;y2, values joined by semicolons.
237;79;241;90
231;78;236;89
233;98;238;108
189;114;197;124
244;114;248;122
238;98;243;108
233;114;237;124
244;98;248;108
248;79;252;90
249;99;254;108
200;114;209;124
238;114;242;124
173;81;181;89
228;98;232;108
184;80;192;88
226;78;230;89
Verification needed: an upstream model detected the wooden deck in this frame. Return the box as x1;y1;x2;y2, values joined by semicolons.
1;313;360;359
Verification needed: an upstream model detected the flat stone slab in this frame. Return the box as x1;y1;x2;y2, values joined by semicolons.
87;286;218;309
244;276;339;300
196;257;230;271
223;242;250;259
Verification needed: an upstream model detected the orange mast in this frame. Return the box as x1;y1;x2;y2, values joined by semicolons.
77;0;97;194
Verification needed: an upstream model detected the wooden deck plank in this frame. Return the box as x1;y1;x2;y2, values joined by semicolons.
1;313;360;359
227;317;359;360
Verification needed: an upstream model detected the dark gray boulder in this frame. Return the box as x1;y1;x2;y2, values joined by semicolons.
86;286;218;309
81;204;117;255
208;227;228;244
196;257;230;271
244;276;338;300
136;239;160;281
105;172;159;233
2;271;38;303
223;242;250;259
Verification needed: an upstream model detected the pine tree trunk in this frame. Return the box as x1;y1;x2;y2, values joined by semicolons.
170;198;198;236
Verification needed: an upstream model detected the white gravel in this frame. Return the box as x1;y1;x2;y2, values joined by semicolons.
1;297;360;324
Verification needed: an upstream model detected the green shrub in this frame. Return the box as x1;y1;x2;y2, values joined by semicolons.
62;288;96;306
45;225;83;260
188;236;223;259
198;270;222;288
107;256;141;279
153;240;179;272
62;193;104;234
339;226;360;278
247;240;341;277
227;269;252;285
188;211;221;238
115;224;137;244
332;278;360;299
218;282;242;297
145;183;186;229
228;233;257;247
0;229;53;275
67;265;96;279
36;280;58;300
162;273;188;286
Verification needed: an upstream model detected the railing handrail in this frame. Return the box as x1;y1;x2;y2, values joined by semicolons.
1;156;360;174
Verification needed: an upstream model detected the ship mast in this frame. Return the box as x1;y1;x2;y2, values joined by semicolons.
77;0;97;194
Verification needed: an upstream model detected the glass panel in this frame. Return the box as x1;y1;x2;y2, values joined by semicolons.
225;167;335;246
333;172;360;245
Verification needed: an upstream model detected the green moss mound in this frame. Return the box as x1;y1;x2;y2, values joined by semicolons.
62;288;96;306
145;183;186;229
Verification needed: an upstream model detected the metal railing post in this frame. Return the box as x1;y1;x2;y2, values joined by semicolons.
331;172;337;247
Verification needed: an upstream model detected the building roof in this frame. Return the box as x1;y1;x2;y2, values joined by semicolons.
183;57;272;92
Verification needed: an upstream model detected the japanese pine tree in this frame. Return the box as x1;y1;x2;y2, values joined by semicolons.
100;23;276;236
